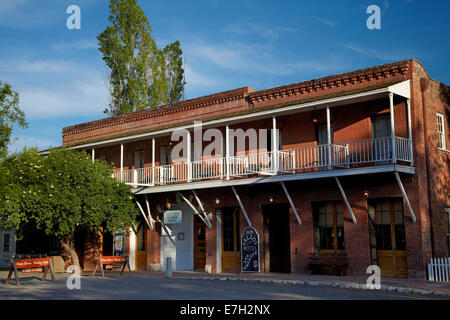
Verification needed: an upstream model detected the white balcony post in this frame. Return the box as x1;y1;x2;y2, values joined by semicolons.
225;125;230;180
91;148;95;163
326;106;332;170
272;116;278;173
120;143;123;181
152;138;155;185
406;99;413;165
389;93;397;164
187;130;192;182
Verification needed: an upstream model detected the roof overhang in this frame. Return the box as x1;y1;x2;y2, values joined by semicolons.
64;80;411;151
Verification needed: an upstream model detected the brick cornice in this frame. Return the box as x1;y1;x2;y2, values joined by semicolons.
62;87;253;136
247;60;411;105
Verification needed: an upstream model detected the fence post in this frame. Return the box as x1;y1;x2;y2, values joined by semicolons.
166;257;173;278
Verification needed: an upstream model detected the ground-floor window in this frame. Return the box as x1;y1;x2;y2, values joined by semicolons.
313;202;345;252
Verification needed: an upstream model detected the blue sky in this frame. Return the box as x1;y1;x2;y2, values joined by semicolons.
1;0;449;152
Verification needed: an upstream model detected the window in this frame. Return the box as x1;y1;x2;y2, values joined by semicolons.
313;202;345;251
437;113;446;150
3;233;10;253
446;208;450;255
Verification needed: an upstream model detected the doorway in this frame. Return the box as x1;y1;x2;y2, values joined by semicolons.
316;123;333;170
194;215;206;271
368;199;407;278
135;220;147;270
263;203;291;273
222;207;240;273
371;114;392;164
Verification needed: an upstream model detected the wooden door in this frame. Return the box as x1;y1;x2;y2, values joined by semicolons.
135;222;147;270
372;199;407;278
222;208;240;273
194;215;206;271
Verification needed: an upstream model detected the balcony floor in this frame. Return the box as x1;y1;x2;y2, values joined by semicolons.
133;164;415;195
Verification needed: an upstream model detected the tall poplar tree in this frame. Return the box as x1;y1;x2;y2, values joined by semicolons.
98;0;185;116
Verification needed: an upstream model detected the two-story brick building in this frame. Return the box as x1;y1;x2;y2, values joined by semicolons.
60;59;449;279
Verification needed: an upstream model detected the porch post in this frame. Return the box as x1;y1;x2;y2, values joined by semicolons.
272;116;278;173
152;138;155;185
326;106;332;170
226;125;230;180
120;143;124;181
91;148;95;163
389;93;397;164
187;130;192;182
406;99;413;166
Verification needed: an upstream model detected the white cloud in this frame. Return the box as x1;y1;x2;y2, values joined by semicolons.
8;135;59;154
184;64;220;88
18;76;108;119
221;22;296;42
185;41;348;77
340;43;412;62
0;58;108;119
50;39;99;52
313;16;336;27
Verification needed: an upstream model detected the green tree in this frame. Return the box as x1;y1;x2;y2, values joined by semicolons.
0;148;139;268
0;81;27;159
98;0;184;115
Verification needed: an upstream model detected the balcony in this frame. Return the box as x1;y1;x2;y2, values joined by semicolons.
113;137;413;189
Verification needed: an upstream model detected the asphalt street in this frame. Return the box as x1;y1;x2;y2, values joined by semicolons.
0;273;447;300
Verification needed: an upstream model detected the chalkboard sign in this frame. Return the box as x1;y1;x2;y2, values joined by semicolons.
241;227;260;272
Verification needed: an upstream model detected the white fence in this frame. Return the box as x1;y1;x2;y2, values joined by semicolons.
428;257;450;282
114;137;413;186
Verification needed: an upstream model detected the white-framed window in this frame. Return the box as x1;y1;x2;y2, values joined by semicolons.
436;113;446;150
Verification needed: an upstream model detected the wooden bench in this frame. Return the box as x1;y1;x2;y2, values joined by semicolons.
308;251;348;276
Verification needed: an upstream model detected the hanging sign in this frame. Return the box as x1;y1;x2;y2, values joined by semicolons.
164;210;182;224
241;227;260;272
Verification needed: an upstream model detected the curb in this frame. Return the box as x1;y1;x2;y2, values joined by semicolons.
174;276;450;297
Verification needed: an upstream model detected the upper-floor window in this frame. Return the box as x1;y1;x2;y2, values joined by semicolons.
436;113;446;150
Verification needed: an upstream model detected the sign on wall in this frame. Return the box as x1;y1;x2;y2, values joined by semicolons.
241;227;260;272
164;210;182;224
114;233;125;255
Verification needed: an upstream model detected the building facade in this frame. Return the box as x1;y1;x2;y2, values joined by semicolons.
61;59;449;278
0;229;16;268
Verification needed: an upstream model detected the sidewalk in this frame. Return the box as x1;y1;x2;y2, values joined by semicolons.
146;271;450;297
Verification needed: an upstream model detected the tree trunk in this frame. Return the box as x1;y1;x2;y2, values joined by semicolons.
60;238;80;271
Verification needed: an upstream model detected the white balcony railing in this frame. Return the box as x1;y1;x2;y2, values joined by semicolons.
115;137;413;186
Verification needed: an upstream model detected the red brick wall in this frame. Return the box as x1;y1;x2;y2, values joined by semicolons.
419;75;450;257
